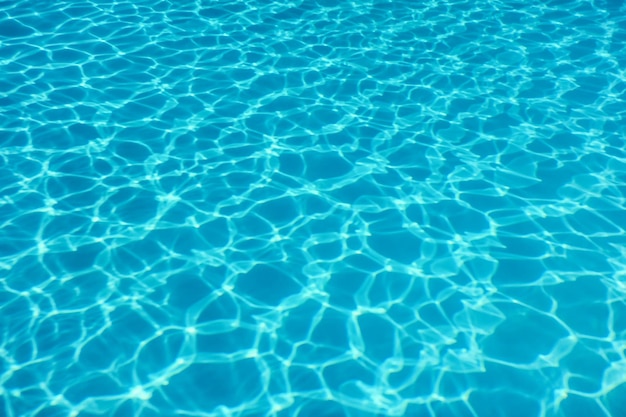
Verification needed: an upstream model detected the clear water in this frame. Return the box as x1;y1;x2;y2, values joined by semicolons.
1;0;626;416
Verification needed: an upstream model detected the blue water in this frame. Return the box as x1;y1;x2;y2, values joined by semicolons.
1;0;626;416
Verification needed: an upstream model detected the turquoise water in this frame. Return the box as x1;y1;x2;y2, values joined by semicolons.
1;0;626;416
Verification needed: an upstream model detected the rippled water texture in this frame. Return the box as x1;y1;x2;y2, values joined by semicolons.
1;0;626;416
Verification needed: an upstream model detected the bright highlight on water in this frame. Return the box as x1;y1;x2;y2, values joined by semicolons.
1;0;626;416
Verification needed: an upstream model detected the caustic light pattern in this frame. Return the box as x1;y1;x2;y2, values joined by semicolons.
1;0;626;417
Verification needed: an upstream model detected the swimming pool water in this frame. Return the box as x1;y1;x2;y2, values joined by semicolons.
1;0;626;416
